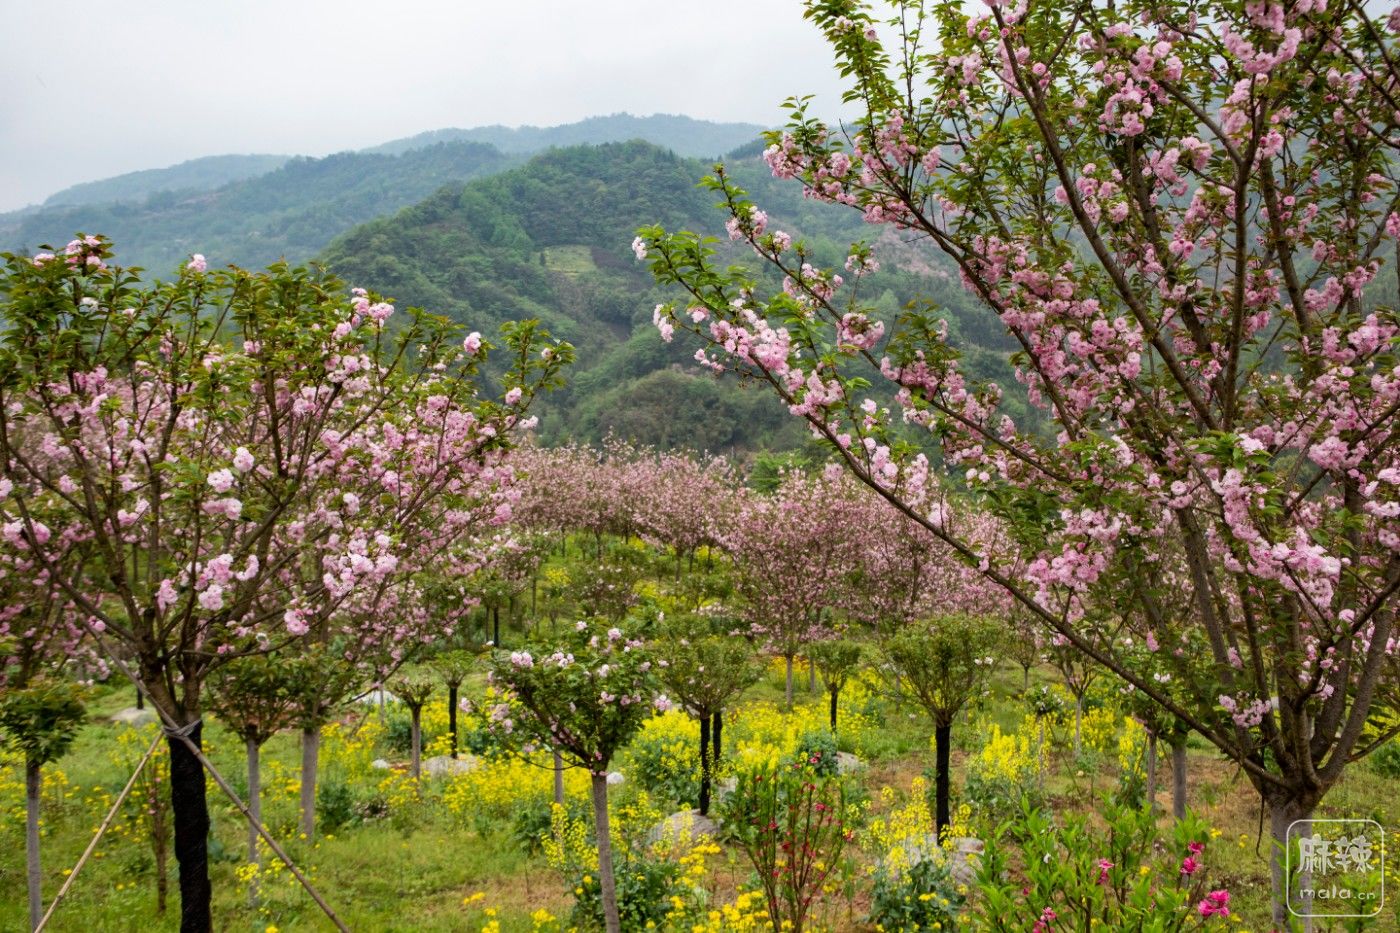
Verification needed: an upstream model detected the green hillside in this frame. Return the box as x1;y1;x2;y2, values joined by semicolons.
321;141;1022;453
40;153;291;208
367;112;765;158
3;142;516;273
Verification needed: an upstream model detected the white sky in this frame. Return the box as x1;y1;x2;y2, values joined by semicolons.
0;0;854;211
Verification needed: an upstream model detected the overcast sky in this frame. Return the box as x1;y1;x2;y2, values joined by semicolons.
0;0;854;212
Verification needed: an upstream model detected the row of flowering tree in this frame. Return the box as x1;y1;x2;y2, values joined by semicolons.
0;238;571;930
637;0;1400;921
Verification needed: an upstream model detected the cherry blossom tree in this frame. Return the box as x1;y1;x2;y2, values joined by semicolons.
486;620;667;933
0;238;570;929
639;1;1400;918
725;469;863;706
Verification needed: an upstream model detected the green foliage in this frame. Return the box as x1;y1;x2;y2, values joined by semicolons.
206;653;309;745
882;615;1000;726
486;619;659;771
722;759;852;933
629;726;701;807
654;615;762;717
809;639;863;695
1371;739;1400;780
431;650;476;689
567;852;682;932
793;730;840;777
869;854;966;932
973;804;1219;933
0;678;85;765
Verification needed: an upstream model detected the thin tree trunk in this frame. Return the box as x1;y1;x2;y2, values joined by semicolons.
492;606;500;647
1073;696;1083;758
934;723;952;839
245;738;261;905
1037;719;1046;793
784;654;794;708
1270;800;1315;929
590;772;622;933
1171;738;1188;820
26;758;41;932
553;750;565;805
712;711;722;763
167;721;212;932
829;688;839;732
409;706;422;781
300;725;319;840
698;714;712;816
808;658;817;693
448;685;459;760
135;686;145;710
1145;733;1157;814
1022;665;1030;692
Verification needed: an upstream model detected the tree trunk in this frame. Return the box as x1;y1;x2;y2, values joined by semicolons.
784;654;794;708
698;714;712;816
136;686;145;710
300;725;319;840
167;721;212;933
1145;732;1157;814
590;772;622;933
553;749;565;805
245;738;261;905
1073;696;1083;758
26;757;41;932
448;685;459;760
1171;738;1188;820
1269;799;1316;929
828;688;839;732
1022;665;1030;691
410;706;423;781
934;723;951;839
1037;719;1046;793
492;606;500;647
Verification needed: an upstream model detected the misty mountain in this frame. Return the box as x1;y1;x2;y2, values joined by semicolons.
40;154;292;209
366;113;766;159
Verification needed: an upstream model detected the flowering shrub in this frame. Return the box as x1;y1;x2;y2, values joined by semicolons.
973;803;1226;931
869;855;966;933
443;753;590;827
628;710;702;806
722;759;853;933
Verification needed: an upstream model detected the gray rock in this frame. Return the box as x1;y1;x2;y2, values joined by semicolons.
422;754;480;778
886;834;983;886
110;707;156;726
370;758;393;770
646;809;720;846
836;751;865;774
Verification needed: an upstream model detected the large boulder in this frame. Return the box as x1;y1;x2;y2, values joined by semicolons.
646;809;720;846
370;758;393;771
836;751;865;775
110;707;156;727
422;754;480;778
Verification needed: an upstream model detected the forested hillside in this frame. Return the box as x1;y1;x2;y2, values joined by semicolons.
39;153;291;208
321;141;1023;452
366;112;765;158
2;142;515;272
